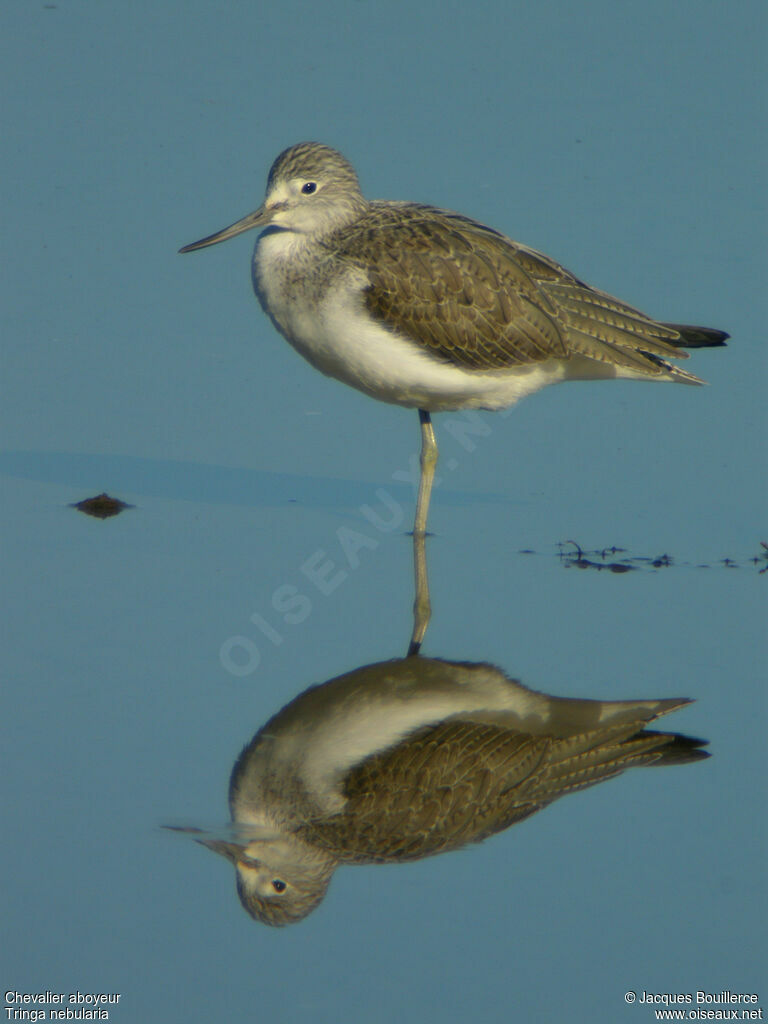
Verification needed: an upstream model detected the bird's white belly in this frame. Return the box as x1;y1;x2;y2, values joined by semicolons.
253;231;568;412
313;292;572;411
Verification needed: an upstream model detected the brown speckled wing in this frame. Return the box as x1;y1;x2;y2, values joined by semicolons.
301;715;706;863
305;721;550;863
329;204;697;376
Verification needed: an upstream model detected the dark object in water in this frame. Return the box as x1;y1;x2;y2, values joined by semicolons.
71;492;132;519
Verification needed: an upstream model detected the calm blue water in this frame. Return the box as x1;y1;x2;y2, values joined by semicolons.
2;3;765;1022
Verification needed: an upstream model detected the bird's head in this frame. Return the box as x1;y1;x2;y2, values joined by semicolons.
179;142;366;252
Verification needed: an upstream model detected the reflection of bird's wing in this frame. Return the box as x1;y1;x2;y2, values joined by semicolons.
302;721;548;862
301;717;707;863
330;204;725;379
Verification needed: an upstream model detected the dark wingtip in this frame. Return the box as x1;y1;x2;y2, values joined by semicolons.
646;732;711;765
663;324;730;348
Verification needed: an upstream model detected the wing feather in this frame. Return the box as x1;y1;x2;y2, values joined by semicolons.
300;709;707;862
326;203;722;378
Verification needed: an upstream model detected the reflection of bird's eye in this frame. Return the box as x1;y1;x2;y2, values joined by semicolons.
271;879;287;893
301;181;317;194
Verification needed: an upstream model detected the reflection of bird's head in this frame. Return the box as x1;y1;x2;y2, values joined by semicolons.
201;836;336;927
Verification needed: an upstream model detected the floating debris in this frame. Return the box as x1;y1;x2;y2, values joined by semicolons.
754;542;768;574
71;493;133;519
542;541;766;574
558;540;639;573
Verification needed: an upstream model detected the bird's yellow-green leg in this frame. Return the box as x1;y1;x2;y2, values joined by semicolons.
413;409;437;537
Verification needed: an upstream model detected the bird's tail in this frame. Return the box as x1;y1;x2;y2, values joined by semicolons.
529;709;709;803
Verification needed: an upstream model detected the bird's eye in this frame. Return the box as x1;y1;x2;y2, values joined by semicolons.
301;181;317;195
271;879;287;893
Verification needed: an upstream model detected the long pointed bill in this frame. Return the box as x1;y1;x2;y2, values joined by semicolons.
179;205;272;253
196;838;245;863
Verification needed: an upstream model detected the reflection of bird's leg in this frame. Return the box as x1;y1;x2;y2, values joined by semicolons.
414;409;437;536
409;410;436;654
408;526;431;656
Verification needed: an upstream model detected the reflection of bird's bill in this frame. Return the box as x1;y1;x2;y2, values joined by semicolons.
163;822;282;862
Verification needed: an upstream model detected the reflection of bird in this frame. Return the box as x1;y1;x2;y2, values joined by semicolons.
180;142;727;535
195;657;708;926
